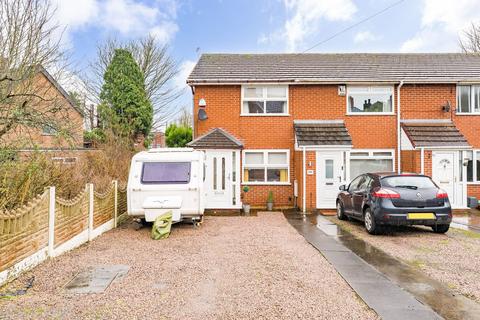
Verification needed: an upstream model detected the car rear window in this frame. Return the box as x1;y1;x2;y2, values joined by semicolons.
381;176;436;189
141;162;191;184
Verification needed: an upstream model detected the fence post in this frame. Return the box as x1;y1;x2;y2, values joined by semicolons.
48;186;56;257
113;180;118;228
88;183;94;241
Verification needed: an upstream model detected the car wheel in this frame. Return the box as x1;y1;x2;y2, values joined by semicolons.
364;208;380;235
336;201;347;220
432;224;450;233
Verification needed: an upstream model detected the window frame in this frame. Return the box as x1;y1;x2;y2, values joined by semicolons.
349;149;395;181
140;161;191;185
241;85;289;116
346;85;395;116
456;85;480;115
242;149;290;185
464;150;480;184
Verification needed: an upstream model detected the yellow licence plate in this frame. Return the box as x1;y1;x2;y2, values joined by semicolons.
407;213;436;220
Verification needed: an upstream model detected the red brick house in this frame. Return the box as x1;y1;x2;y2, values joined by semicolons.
3;66;84;150
187;53;480;211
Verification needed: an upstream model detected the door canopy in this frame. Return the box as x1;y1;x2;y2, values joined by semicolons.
187;128;243;149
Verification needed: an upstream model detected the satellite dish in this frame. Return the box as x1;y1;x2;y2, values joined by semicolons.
198;108;208;121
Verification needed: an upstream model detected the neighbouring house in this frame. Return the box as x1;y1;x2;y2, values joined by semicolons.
151;131;166;148
2;66;85;162
187;53;480;211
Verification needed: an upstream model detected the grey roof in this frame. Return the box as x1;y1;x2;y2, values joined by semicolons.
187;128;243;149
294;121;352;147
402;122;470;148
188;53;480;84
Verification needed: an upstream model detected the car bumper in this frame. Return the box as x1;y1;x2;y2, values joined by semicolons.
373;204;452;226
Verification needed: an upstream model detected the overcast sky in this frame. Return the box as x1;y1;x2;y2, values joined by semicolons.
52;0;480;111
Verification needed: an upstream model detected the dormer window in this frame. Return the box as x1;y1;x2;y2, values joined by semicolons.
241;85;288;115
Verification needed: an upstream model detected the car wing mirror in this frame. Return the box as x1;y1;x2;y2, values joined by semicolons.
339;184;347;191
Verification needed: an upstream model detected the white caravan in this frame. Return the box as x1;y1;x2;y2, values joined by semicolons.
127;148;206;224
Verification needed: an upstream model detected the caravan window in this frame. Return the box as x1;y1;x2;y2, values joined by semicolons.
141;162;191;184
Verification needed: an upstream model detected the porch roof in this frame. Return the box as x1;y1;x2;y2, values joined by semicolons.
401;122;470;148
294;121;352;147
187;128;243;149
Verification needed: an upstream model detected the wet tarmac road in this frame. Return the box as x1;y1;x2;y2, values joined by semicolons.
286;211;480;320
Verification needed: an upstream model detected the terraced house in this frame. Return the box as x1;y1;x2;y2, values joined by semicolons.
186;53;480;211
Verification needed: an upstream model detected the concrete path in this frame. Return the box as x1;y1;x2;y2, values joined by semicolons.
286;212;442;320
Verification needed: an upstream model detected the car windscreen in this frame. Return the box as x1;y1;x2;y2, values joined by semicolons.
141;162;191;184
381;176;436;190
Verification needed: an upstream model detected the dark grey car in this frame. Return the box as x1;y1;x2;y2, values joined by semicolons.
336;172;452;234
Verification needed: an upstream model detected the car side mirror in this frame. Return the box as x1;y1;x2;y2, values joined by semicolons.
339;184;347;191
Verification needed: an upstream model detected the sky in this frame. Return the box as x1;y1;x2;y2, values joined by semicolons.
53;0;480;113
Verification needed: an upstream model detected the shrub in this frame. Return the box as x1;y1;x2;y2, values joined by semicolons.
165;123;192;147
0;133;136;211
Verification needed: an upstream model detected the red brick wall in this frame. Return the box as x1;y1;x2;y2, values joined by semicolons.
3;72;84;149
401;150;422;174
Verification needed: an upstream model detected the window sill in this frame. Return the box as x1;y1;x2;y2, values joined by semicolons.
241;182;291;186
456;113;480;116
346;112;395;116
467;182;480;185
240;114;290;117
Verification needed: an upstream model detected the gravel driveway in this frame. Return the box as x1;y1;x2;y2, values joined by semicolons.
328;217;480;303
0;212;375;320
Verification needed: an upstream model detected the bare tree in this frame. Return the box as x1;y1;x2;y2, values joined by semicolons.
459;23;480;53
176;106;193;128
0;0;74;148
85;36;182;131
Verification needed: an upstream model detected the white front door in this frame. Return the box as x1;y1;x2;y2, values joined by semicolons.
432;151;466;208
316;151;344;209
204;150;240;209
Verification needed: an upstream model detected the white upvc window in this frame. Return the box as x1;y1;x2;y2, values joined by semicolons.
464;150;480;183
347;86;394;115
457;85;480;114
241;85;288;115
242;149;290;184
349;150;395;179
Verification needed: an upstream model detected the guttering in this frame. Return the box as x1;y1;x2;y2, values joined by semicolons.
187;78;480;86
302;146;306;214
397;80;404;174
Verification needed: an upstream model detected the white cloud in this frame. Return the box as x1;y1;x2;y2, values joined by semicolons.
282;0;357;51
353;31;379;44
53;0;179;46
174;60;196;89
401;0;480;52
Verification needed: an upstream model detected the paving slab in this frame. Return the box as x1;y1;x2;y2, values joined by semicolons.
285;212;441;320
64;265;130;294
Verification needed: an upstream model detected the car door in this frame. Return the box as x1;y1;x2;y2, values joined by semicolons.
353;175;372;217
344;175;363;214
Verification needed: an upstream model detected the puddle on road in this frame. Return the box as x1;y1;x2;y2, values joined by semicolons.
64;265;129;294
306;213;480;320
